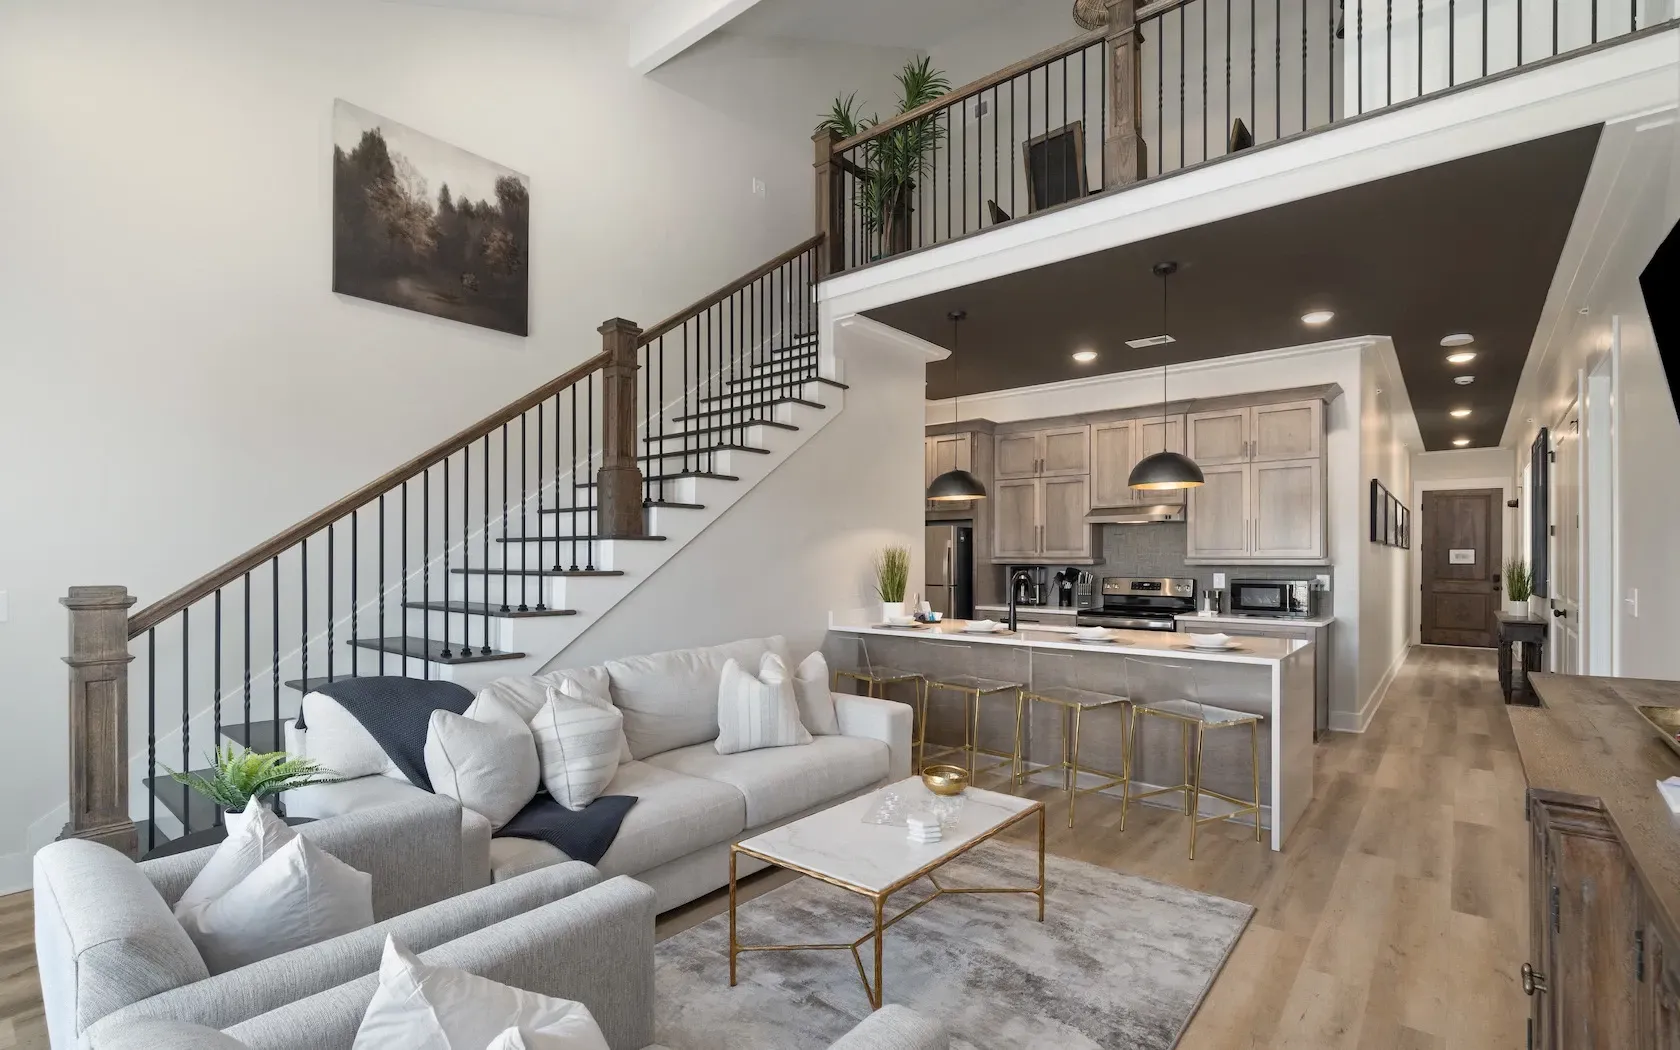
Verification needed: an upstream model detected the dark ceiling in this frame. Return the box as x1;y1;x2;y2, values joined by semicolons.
866;124;1603;451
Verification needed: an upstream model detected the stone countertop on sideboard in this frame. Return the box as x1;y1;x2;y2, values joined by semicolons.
1513;673;1680;935
829;612;1309;666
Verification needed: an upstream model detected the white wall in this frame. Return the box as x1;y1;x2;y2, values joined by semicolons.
1503;108;1679;679
0;0;913;888
1356;346;1414;729
924;337;1394;724
546;322;933;670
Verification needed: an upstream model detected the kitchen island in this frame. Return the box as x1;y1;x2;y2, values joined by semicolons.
824;613;1315;850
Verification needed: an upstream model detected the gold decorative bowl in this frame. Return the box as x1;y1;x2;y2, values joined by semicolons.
920;764;970;796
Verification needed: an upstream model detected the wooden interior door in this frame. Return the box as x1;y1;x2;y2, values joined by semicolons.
1421;488;1503;647
1552;409;1582;673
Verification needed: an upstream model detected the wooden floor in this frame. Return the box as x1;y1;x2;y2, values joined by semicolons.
0;646;1526;1049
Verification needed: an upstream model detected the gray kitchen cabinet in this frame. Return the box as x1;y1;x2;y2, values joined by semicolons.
924;433;974;511
994;425;1090;480
1134;415;1188;506
990;476;1093;561
1186;399;1327;563
1089;419;1137;507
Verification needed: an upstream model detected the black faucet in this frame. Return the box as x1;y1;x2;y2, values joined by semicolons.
1007;569;1036;633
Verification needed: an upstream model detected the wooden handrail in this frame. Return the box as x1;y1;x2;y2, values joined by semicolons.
1134;0;1192;21
635;234;825;347
831;30;1106;154
128;350;613;637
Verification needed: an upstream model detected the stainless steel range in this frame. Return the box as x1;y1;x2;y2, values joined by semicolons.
1075;576;1197;632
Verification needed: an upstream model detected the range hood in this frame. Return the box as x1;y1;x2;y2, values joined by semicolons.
1085;504;1186;524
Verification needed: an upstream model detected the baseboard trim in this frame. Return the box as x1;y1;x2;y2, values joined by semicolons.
1328;644;1411;733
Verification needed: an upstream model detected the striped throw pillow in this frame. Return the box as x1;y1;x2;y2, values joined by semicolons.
530;687;624;811
714;653;813;755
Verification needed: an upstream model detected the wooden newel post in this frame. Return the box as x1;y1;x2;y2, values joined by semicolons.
1104;0;1148;187
813;129;846;277
597;318;646;540
59;585;139;858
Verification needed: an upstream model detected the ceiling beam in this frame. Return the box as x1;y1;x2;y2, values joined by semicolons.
628;0;769;74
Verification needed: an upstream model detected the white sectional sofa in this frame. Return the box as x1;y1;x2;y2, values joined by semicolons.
284;635;913;912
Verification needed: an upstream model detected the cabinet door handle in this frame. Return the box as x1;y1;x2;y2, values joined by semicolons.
1520;963;1548;996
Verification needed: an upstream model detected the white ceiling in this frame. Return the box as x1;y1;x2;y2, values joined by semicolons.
724;0;1025;50
375;0;643;22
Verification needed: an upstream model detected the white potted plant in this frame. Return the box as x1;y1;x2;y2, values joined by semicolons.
873;545;910;623
1503;558;1533;618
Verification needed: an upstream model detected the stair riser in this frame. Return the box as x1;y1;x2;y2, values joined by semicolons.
638;449;740;475
670;402;795;427
646;422;783;449
710;377;824;399
406;612;520;652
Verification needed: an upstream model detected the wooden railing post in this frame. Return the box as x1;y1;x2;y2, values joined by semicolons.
597;318;646;540
1103;0;1148;186
813;129;845;276
59;586;139;858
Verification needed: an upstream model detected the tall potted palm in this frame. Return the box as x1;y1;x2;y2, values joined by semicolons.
817;57;951;258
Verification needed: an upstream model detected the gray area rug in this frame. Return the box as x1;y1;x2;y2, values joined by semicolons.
654;843;1252;1049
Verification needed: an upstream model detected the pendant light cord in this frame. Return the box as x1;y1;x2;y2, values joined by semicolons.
949;310;967;427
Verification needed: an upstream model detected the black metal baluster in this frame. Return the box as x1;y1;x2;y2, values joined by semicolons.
300;537;308;687
212;590;221;827
1485;0;1491;70
485;435;495;640
1163;16;1170;173
440;459;451;660
1330;0;1336;124
1227;0;1233;151
351;511;358;675
270;556;278;746
1205;0;1212;160
1301;0;1308;132
1181;7;1188;166
570;389;580;571
147;629;156;853
1276;0;1283;136
529;414;542;613
519;415;529;610
328;522;336;675
242;571;251;744
1418;0;1424;97
681;327;691;484
378;496;385;674
1518;0;1525;64
1551;0;1557;61
1358;0;1365;108
1254;0;1261;130
180;607;189;831
1450;0;1457;83
587;373;595;572
1011;78;1018;209
946;107;953;243
502;425;511;609
420;472;428;679
1386;0;1393;105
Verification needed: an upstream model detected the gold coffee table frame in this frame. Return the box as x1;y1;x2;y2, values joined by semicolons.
727;800;1046;1010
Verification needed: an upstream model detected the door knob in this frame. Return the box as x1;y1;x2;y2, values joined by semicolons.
1521;963;1548;995
1553;609;1567;618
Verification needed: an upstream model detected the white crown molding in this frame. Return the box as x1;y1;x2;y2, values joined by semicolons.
834;313;951;363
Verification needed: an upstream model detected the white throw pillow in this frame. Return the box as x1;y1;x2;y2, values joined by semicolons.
173;797;297;917
792;651;840;736
179;835;374;974
605;636;789;759
351;937;611;1050
425;693;540;830
486;1028;590;1049
482;670;632;764
715;653;813;755
299;691;397;780
529;688;623;812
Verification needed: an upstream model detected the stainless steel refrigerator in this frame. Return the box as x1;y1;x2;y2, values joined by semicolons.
925;523;974;620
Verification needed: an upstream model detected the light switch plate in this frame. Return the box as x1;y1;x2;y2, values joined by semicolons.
1315;574;1331;591
1212;573;1226;588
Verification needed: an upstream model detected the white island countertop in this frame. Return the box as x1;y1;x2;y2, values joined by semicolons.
828;612;1308;666
1176;612;1336;629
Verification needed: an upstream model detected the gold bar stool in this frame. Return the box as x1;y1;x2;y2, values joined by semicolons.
1119;658;1263;860
1010;686;1130;827
923;675;1025;781
833;667;929;764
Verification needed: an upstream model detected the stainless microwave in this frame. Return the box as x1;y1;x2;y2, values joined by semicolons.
1228;579;1316;618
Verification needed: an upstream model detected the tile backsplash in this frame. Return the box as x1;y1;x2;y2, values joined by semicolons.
1090;523;1335;616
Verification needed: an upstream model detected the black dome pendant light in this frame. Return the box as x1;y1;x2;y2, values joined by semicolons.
1129;262;1205;491
927;310;988;501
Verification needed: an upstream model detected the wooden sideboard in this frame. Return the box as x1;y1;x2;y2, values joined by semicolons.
1513;673;1680;1049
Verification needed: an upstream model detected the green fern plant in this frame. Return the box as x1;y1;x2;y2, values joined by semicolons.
817;56;951;255
166;745;339;812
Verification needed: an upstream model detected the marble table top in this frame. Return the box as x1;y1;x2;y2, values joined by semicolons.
735;778;1042;896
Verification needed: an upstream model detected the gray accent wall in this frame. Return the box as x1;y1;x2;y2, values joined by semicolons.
1088;523;1336;616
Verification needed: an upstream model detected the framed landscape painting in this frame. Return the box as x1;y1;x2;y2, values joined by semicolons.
332;100;529;336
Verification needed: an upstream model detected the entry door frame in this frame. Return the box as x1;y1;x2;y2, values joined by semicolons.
1410;474;1517;647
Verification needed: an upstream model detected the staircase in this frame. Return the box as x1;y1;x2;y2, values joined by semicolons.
69;236;840;855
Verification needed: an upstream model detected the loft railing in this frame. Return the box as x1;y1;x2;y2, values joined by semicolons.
59;236;825;858
817;0;1669;271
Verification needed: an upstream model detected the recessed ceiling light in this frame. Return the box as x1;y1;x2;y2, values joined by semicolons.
1450;408;1472;418
1441;333;1474;346
1454;375;1476;386
1446;351;1478;364
1301;310;1335;325
1072;350;1098;364
1453;438;1472;447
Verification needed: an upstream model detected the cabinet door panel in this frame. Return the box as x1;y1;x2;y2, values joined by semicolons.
1135;415;1187;506
1090;421;1135;507
1187;409;1249;464
991;479;1040;560
1040;476;1092;559
1040;426;1091;476
1549;824;1641;1050
996;433;1041;479
1252;401;1322;460
1650;923;1680;1050
1186;465;1250;559
1252;459;1325;559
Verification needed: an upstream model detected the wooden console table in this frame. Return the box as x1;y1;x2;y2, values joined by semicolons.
1497;613;1547;705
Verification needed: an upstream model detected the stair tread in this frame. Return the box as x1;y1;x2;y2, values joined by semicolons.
350;636;526;664
283;674;367;693
576;471;738;487
542;500;705;511
218;720;286;753
452;567;625;577
404;600;578;618
645;421;796;441
673;397;823;423
639;444;769;458
498;535;667;543
728;374;846;390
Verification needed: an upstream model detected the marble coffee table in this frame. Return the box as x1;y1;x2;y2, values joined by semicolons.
728;777;1046;1010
